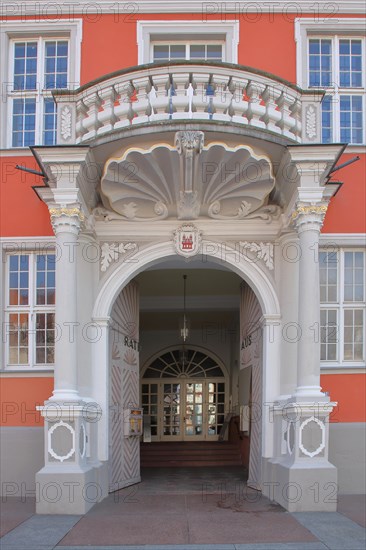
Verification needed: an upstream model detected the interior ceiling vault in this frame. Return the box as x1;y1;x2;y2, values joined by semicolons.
136;268;241;332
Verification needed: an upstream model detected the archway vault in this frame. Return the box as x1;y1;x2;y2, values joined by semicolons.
92;240;280;322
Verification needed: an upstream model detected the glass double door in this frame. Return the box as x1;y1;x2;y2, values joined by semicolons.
142;379;226;441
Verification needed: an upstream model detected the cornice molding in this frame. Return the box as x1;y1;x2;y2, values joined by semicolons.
93;219;283;239
319;233;366;246
0;2;365;15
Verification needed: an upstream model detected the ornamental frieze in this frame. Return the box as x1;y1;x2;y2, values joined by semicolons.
100;242;138;272
239;241;274;270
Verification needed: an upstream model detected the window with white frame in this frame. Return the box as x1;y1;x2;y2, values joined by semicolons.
0;20;82;149
9;38;68;147
295;19;366;145
308;37;364;144
152;42;224;63
4;253;56;368
320;249;365;365
137;21;238;65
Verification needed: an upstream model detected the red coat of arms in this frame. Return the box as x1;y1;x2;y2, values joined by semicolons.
173;224;202;258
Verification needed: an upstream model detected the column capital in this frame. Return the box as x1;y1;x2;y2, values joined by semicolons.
49;205;85;236
291;202;328;233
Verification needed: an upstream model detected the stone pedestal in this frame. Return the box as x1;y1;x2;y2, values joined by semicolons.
36;402;106;514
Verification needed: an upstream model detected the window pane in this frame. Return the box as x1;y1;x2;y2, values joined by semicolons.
13;41;37;91
344;309;364;361
12;98;36;147
344;252;364;302
319;250;338;303
153;45;169;61
339;39;362;88
321;95;333;143
36;254;56;305
170;45;185;59
45;40;68;89
36;312;55;364
340;95;363;145
320;309;339;361
309;39;332;87
43;98;57;145
207;44;223;60
8;254;29;305
190;45;206;59
7;313;29;365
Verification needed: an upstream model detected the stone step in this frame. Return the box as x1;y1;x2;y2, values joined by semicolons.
140;441;242;467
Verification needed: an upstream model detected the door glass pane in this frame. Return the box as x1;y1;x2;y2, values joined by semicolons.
207;381;225;436
163;383;181;436
142;383;160;436
185;383;204;436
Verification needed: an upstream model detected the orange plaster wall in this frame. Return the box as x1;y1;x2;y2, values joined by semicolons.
0;377;54;426
238;15;296;82
321;373;366;423
0;156;53;237
79;13;298;85
322;153;366;234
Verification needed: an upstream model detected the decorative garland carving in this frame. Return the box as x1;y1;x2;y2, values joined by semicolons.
239;241;274;270
305;105;317;139
100;242;138;272
60;106;72;140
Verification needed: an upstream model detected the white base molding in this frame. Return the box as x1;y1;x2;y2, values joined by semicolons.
36;462;106;515
263;458;338;512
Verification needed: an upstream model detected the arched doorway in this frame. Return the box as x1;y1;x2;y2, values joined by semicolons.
92;242;281;496
141;346;229;441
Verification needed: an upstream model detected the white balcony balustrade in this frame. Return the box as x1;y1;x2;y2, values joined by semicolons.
55;62;323;145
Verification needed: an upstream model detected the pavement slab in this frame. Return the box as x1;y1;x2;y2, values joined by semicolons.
292;511;366;550
0;496;35;537
0;514;81;550
337;494;366;527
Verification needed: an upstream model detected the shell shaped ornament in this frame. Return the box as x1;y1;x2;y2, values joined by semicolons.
100;141;274;222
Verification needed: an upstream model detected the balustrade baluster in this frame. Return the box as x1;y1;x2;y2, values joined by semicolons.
149;74;171;121
75;98;89;143
246;81;266;129
57;65;322;144
82;91;103;141
131;76;151;125
98;86;118;135
276;91;297;139
114;81;135;129
260;85;282;134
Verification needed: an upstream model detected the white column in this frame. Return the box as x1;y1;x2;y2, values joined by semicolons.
293;204;327;399
91;317;110;462
49;206;84;402
261;314;281;458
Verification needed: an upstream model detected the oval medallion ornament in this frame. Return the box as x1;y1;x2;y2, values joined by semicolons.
173;224;202;258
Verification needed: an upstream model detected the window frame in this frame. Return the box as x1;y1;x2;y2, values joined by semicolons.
295;18;366;146
137;20;239;65
0;19;82;150
151;40;225;63
3;251;56;371
320;247;366;368
8;37;70;148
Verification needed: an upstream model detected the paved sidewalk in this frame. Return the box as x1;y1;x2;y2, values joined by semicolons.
1;468;365;550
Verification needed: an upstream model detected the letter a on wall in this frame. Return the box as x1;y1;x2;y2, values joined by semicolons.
109;281;140;492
